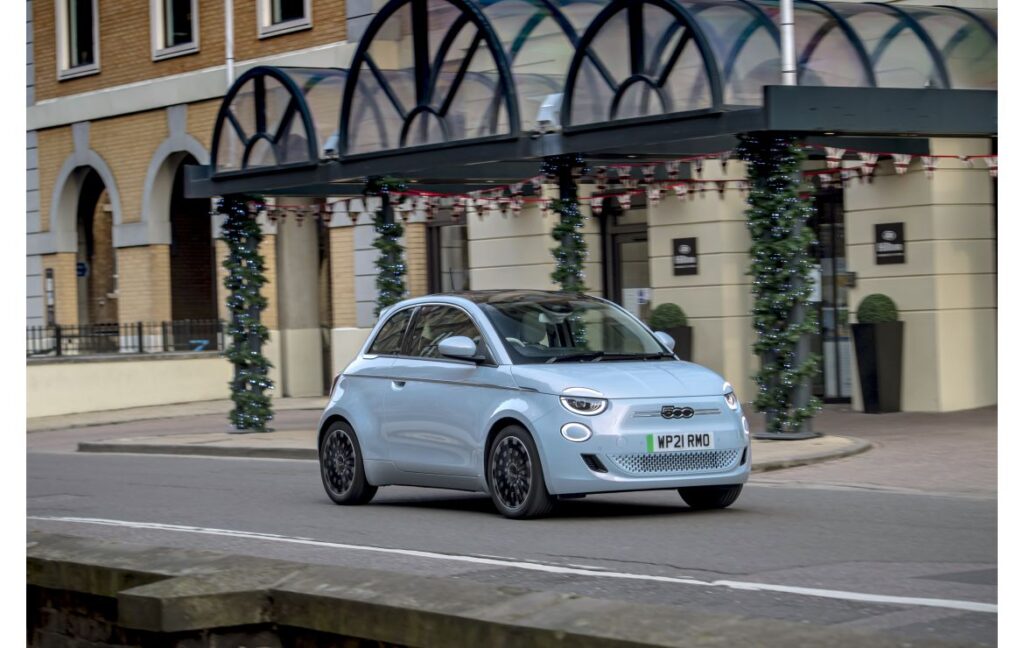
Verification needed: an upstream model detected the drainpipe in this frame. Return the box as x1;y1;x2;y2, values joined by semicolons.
225;0;235;86
780;0;797;85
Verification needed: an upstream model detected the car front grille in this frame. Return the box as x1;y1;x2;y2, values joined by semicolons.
608;449;741;475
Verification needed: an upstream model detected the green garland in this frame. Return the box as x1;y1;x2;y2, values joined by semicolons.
544;155;588;294
736;135;822;435
217;195;274;433
365;177;408;314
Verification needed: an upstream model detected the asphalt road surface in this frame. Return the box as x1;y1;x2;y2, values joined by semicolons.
27;447;996;647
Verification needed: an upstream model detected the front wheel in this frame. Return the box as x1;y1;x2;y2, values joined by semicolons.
320;421;377;505
678;484;743;510
487;425;554;519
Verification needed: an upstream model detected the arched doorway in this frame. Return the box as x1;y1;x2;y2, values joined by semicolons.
169;155;216;322
75;169;117;326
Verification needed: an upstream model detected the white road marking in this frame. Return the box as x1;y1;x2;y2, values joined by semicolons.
29;515;996;614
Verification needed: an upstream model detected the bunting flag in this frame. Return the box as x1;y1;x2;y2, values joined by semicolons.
647;187;661;206
692;157;704;179
590;196;603;216
619;193;632;210
858;152;879;178
958;155;974;168
825;147;846;169
595;166;608;191
665;160;680;180
715;181;727;197
921;156;938;178
984;156;998;178
642;165;657;186
719;151;731;173
673;183;687;199
892;153;912;175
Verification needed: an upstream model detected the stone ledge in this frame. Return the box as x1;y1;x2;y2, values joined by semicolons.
28;531;969;648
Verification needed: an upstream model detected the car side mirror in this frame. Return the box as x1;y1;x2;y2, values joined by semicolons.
438;336;480;361
654;331;676;352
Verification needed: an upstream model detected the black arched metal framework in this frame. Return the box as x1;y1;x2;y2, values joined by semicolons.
195;0;996;194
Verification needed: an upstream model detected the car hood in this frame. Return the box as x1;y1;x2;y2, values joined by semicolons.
511;361;726;399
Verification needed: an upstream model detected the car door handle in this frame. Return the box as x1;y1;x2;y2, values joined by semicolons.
391;380;406;389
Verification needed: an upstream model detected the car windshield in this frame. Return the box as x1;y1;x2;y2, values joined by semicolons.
479;296;671;364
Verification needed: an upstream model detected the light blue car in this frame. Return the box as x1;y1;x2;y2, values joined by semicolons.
318;290;751;519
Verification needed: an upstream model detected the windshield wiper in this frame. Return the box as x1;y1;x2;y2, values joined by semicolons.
600;352;675;361
546;351;605;363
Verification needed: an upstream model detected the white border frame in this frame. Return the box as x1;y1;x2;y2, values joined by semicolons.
150;0;200;61
55;0;100;80
257;0;312;39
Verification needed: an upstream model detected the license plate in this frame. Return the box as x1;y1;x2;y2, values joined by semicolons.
646;432;716;453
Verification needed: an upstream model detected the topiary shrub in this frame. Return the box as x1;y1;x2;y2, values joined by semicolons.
856;294;899;324
649;303;688;330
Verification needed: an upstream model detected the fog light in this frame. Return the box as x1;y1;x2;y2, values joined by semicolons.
742;416;750;436
561;422;592;442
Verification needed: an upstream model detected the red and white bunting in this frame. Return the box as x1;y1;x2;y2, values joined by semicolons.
859;152;879;178
647;187;661;206
511;197;523;215
590;196;603;215
719;151;731;173
511;183;523;196
452;198;465;219
715;181;726;197
665;160;680;180
691;157;704;179
619;193;632;210
984;155;998;178
825;147;846;169
892;153;912;175
595;166;608;191
958;154;974;168
673;183;687;199
921;156;938;179
540;197;551;216
642;165;657;185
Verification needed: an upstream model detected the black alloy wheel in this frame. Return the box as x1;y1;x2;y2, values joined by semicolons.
320;421;377;505
487;425;554;519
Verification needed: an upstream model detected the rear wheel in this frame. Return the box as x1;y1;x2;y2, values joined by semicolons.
678;484;743;510
487;425;554;519
320;421;377;505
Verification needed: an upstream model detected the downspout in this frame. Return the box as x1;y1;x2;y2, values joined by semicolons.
780;0;797;85
225;0;235;86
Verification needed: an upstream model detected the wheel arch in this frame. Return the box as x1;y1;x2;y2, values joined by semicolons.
317;413;354;453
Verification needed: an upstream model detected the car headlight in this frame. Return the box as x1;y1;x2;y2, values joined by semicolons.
560;388;608;416
723;382;739;411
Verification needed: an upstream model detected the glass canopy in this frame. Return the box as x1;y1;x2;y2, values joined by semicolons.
210;0;996;174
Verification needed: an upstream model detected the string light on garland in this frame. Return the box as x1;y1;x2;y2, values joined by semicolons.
542;154;589;295
736;134;822;436
216;195;274;433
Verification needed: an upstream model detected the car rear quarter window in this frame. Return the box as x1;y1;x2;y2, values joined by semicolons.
404;305;484;359
368;308;413;355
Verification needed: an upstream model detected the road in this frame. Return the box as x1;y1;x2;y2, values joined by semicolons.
27;442;997;646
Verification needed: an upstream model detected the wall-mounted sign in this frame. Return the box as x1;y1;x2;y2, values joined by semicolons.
76;261;90;278
672;238;698;276
874;223;905;265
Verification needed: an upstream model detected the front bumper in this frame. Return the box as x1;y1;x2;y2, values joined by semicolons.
532;395;751;495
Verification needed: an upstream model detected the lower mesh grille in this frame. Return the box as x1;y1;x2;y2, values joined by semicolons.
608;449;741;475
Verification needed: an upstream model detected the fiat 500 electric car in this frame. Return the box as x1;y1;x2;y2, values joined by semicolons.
318;290;751;519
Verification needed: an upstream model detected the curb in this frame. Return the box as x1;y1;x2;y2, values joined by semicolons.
751;436;873;473
79;436;873;470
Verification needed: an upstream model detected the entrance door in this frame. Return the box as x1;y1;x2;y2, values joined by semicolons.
601;201;650;320
809;189;852;402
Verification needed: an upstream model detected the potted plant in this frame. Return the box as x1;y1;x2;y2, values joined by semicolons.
851;294;903;413
649;303;692;361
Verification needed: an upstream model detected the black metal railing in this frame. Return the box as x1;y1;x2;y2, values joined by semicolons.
27;319;226;358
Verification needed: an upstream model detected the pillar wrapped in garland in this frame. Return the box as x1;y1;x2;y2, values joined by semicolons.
217;195;274;433
365;176;408;314
736;134;821;438
544;154;588;293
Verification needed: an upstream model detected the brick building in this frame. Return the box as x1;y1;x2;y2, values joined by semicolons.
26;0;997;417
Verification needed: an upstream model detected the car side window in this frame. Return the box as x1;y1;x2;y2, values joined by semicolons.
404;305;485;359
368;308;413;356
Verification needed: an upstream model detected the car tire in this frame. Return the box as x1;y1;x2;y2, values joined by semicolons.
487;425;555;519
319;421;378;505
678;484;743;510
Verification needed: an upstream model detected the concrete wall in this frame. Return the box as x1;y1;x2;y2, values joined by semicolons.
27;354;232;418
845;138;996;412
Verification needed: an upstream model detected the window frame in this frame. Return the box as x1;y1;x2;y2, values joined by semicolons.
402;304;497;366
55;0;100;81
365;305;416;357
257;0;313;39
150;0;200;61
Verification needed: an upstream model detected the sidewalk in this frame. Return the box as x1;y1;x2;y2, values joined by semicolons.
51;400;870;472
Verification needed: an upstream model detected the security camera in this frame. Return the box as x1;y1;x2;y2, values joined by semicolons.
323;132;340;158
534;93;563;134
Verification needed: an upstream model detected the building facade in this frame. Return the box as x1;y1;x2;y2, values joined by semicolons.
26;0;997;417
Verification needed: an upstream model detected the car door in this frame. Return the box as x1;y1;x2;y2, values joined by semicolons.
383;304;515;477
343;307;412;463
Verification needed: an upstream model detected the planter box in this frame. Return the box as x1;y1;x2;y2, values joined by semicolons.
665;325;693;362
852;321;904;413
